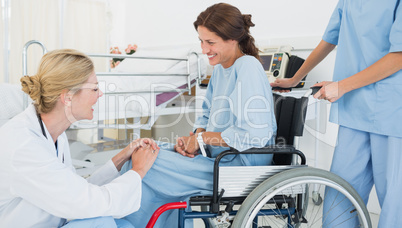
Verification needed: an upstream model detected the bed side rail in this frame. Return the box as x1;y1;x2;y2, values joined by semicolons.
22;40;47;108
87;51;204;96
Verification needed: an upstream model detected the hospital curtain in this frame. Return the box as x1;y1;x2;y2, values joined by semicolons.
8;0;60;84
63;0;109;71
1;0;109;84
0;2;5;84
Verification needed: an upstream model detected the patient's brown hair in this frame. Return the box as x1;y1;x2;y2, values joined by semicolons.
194;3;261;62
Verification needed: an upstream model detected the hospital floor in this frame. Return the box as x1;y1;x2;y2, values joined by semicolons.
191;210;380;227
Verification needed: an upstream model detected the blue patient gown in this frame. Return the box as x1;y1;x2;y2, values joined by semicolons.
122;56;277;227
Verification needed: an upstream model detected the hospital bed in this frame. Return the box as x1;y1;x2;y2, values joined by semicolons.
22;40;206;129
146;89;372;228
19;40;207;172
70;46;206;132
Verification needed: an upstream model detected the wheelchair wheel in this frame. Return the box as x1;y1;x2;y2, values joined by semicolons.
232;167;372;228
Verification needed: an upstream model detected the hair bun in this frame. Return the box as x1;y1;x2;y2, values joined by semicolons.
20;75;42;103
243;14;255;28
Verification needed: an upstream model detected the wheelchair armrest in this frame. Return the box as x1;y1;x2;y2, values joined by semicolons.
210;145;306;213
214;145;306;168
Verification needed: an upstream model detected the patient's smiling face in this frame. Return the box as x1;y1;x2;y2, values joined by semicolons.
198;26;239;68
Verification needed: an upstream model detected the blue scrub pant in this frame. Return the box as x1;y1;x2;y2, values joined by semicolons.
324;126;402;227
61;217;133;228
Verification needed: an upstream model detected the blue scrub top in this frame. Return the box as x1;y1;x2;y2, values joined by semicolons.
323;0;402;137
194;55;277;161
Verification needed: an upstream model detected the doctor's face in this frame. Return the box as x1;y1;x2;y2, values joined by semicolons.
69;71;103;121
198;26;239;68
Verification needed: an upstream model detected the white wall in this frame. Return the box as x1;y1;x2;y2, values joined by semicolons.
109;0;338;49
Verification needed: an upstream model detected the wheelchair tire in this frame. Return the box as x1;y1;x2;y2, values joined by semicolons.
231;167;372;228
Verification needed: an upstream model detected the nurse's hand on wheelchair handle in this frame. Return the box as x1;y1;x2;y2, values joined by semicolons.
312;81;343;102
270;78;297;92
310;86;322;96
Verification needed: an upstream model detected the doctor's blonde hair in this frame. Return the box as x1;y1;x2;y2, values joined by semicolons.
21;49;94;114
194;3;261;62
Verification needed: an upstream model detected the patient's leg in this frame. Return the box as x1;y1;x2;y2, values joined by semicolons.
120;143;243;228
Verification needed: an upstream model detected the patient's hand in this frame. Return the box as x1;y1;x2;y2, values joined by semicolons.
131;144;159;179
174;132;199;158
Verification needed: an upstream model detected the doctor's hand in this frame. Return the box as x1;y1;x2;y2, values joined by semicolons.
113;138;159;171
122;138;159;160
132;138;159;154
313;81;345;102
131;144;159;179
174;132;199;158
270;78;298;92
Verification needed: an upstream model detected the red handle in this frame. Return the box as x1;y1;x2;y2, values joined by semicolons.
145;201;187;228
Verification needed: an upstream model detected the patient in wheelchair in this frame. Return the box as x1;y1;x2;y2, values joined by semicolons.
121;3;277;227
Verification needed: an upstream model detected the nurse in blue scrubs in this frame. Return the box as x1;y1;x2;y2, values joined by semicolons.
122;3;277;227
271;0;402;226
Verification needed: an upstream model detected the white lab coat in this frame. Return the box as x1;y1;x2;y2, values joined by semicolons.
0;105;142;228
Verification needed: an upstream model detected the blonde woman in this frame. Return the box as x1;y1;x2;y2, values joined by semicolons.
0;49;159;227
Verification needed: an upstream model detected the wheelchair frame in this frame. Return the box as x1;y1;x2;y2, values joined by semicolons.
145;89;372;228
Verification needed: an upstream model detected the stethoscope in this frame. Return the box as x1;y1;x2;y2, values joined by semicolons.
36;112;64;163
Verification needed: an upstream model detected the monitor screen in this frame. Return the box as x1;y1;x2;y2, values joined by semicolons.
260;55;272;72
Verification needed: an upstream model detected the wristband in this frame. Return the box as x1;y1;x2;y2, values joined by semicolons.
197;132;207;157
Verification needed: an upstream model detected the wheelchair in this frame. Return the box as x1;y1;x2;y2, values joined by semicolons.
146;89;372;228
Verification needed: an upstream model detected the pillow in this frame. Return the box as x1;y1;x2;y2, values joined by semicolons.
0;84;27;126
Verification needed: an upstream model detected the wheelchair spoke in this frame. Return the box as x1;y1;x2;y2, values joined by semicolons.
231;168;371;228
252;202;289;227
309;184;323;225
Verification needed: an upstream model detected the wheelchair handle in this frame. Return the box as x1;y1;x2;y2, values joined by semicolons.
310;86;322;96
273;86;322;98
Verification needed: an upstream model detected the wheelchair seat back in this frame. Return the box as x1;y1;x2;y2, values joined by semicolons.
272;93;308;165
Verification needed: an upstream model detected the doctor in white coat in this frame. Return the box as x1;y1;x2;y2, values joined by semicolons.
0;49;159;228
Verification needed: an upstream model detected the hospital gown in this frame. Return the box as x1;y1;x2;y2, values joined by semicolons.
122;55;277;227
321;0;402;227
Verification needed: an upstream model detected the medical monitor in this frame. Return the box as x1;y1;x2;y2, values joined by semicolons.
260;52;289;83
